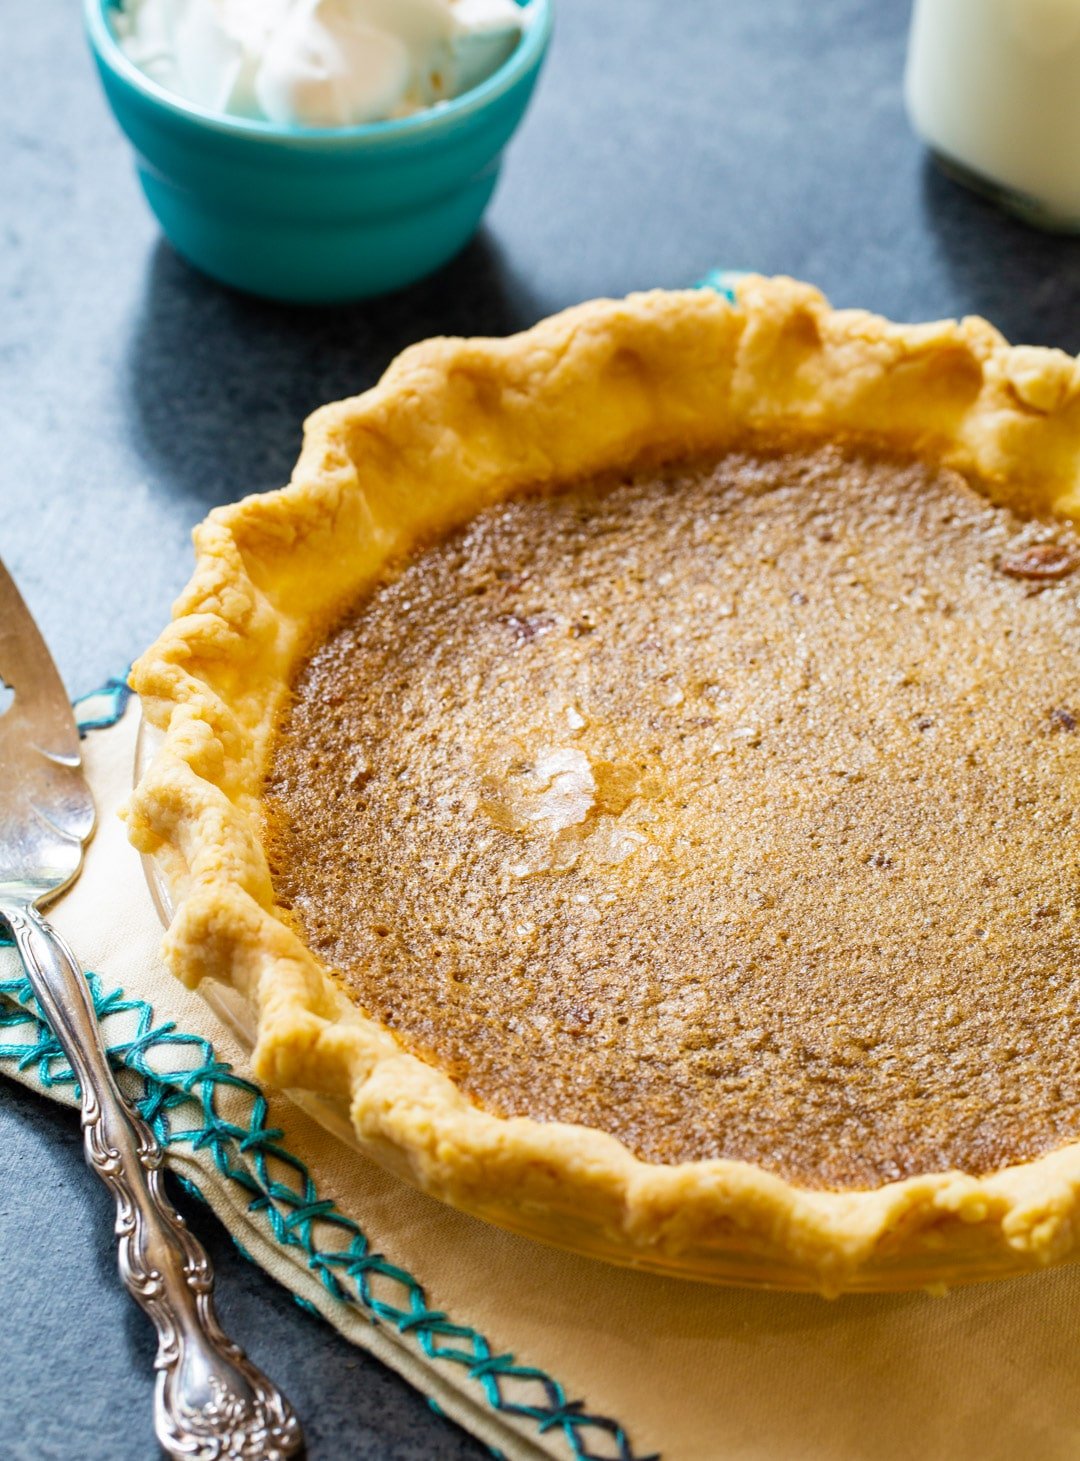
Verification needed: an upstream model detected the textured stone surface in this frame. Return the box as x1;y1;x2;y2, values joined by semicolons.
5;0;1080;1455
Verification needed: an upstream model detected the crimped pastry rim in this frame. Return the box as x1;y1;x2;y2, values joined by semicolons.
125;276;1080;1294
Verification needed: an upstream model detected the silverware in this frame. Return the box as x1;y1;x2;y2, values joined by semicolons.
0;559;303;1461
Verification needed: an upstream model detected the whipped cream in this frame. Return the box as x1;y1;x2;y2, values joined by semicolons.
114;0;525;128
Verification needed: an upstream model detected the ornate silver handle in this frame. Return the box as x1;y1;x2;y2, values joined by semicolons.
3;900;304;1461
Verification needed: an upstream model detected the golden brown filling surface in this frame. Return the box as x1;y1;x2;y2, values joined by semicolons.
266;441;1080;1190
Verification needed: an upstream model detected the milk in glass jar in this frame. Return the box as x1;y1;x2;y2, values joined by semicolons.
906;0;1080;229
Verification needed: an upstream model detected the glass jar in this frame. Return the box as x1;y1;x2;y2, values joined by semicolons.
906;0;1080;230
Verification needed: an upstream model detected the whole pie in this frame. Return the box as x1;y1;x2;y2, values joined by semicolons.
128;277;1080;1293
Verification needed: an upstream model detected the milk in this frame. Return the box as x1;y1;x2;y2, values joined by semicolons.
906;0;1080;228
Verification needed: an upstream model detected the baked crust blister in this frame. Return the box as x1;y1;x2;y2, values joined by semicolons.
126;276;1080;1293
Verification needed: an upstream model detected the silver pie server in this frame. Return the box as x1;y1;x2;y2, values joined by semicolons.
0;559;303;1461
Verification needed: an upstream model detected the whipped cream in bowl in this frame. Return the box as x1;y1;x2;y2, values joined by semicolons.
86;0;551;300
112;0;527;128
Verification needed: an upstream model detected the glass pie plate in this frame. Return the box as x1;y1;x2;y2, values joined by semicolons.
134;714;1050;1293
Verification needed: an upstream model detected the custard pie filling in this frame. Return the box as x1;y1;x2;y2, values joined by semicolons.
265;439;1080;1192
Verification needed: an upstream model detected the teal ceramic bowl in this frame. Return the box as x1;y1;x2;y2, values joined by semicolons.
85;0;552;303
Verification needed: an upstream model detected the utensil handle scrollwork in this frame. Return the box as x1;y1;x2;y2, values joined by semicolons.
3;900;303;1461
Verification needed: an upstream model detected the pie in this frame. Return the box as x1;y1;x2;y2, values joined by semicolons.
127;277;1080;1293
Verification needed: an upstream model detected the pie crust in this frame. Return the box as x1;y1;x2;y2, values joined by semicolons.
126;276;1080;1293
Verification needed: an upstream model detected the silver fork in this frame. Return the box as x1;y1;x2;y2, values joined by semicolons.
0;559;303;1461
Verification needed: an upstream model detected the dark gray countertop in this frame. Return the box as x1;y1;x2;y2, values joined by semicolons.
4;2;1080;1457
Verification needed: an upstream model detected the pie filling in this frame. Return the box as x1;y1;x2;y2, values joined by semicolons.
265;439;1080;1192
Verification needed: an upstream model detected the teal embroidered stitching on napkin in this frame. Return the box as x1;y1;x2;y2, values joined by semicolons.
0;967;651;1461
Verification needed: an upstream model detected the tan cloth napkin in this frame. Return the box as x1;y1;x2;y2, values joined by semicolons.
2;700;1079;1461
